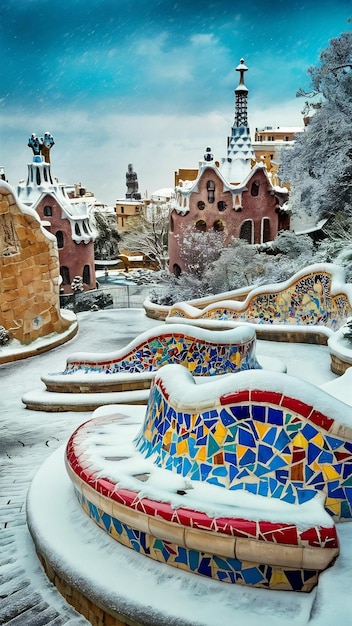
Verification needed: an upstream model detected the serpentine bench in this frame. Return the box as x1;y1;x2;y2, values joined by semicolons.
63;362;352;592
23;324;280;411
147;264;352;345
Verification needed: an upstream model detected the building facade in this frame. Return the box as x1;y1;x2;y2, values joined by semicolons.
17;137;96;294
168;60;290;275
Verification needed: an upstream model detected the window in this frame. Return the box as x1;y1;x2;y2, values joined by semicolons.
197;201;205;210
213;220;224;232
262;217;271;243
43;205;52;217
83;265;91;284
173;263;181;278
195;219;206;232
170;215;174;233
251;181;260;197
239;220;253;244
217;201;227;212
135;207;140;213
61;266;70;285
207;181;215;203
56;230;64;248
75;223;81;236
120;207;124;213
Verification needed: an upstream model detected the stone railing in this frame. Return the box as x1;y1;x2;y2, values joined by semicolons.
146;264;352;344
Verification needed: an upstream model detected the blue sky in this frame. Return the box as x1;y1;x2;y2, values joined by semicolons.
1;0;350;204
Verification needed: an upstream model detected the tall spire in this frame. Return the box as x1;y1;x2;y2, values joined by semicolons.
234;58;249;127
220;58;255;184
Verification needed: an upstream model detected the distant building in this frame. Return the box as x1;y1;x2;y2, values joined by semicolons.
169;60;290;275
115;163;143;231
17;135;96;294
253;126;304;187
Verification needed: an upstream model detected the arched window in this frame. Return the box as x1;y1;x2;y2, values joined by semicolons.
60;266;70;285
262;217;271;243
170;214;174;233
195;219;207;232
83;265;91;285
56;230;64;248
217;200;227;212
251;181;260;197
239;220;253;244
213;219;224;232
207;181;215;203
75;223;81;236
173;263;181;278
197;201;205;210
43;205;52;217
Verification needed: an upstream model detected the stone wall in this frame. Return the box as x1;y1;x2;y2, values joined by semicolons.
0;183;71;344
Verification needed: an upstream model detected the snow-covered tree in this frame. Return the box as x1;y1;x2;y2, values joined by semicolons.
280;30;352;223
176;227;225;278
120;203;169;270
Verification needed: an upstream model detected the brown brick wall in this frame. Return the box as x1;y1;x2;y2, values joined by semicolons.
0;184;71;344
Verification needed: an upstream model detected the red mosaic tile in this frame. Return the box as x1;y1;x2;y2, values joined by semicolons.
309;411;334;432
175;508;213;529
250;390;283;405
96;477;116;498
292;448;306;463
259;524;299;546
112;488;138;507
281;396;312;418
315;526;339;549
220;390;250;405
335;451;352;461
300;527;320;546
216;518;257;538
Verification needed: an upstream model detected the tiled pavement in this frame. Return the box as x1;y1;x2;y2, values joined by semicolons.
0;450;88;625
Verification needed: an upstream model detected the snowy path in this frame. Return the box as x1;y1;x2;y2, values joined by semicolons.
0;309;346;625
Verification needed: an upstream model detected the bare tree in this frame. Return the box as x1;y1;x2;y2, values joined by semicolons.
120;203;170;270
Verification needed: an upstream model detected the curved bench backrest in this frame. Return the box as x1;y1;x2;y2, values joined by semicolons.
64;325;261;377
167;265;352;333
136;365;352;521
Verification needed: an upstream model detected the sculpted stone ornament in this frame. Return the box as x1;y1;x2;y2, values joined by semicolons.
28;133;42;157
126;163;141;199
41;132;55;163
28;131;55;162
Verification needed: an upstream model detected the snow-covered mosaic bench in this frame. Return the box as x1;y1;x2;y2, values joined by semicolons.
64;364;352;592
146;264;352;345
22;324;268;411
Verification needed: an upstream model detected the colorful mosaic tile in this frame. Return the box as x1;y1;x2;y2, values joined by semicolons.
169;269;352;332
135;372;352;520
73;487;321;592
59;326;261;377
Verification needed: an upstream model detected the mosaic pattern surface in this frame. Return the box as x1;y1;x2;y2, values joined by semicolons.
66;414;338;592
169;270;352;332
73;487;321;592
62;327;261;377
136;371;352;520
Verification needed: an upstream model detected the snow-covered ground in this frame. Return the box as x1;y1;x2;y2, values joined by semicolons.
1;308;352;625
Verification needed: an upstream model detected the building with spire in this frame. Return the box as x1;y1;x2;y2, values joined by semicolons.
17;134;96;294
220;59;256;184
168;60;290;276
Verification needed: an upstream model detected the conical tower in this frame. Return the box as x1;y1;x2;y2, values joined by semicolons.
220;59;255;184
